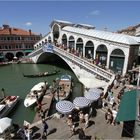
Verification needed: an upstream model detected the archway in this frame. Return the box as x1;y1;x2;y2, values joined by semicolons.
52;24;59;43
16;52;24;58
85;41;94;59
0;52;4;62
62;34;67;46
76;38;83;57
68;36;75;47
96;44;108;65
45;39;47;44
109;49;125;73
5;52;14;61
48;36;52;43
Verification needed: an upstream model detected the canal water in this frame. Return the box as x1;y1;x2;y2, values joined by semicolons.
0;63;83;125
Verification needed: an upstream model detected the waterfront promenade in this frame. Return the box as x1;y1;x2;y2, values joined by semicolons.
29;80;132;139
31;109;125;139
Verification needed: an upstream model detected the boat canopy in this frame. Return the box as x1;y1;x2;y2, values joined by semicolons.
61;75;71;81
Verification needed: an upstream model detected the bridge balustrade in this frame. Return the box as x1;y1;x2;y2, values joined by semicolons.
29;45;115;83
53;46;114;81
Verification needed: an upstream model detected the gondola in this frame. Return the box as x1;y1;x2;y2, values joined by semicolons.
23;69;60;78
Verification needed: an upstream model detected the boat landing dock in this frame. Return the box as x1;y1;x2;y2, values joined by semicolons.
32;93;53;124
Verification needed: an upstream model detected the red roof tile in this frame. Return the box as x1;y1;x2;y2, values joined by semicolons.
0;25;37;36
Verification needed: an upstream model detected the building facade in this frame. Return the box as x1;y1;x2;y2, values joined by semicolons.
34;20;140;75
0;24;41;61
117;24;140;37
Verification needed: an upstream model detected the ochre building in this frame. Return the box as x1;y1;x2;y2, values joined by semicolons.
0;24;41;61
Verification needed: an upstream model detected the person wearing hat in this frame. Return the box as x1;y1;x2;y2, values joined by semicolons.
66;115;75;137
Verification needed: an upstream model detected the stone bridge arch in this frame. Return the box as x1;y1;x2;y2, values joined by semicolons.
32;51;79;78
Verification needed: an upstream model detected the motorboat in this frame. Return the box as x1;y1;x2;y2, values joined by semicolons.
54;75;72;101
0;95;19;118
24;82;48;107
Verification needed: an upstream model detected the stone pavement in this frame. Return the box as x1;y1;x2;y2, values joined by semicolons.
31;109;130;140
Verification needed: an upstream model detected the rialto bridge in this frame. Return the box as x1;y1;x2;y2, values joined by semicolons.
28;20;140;91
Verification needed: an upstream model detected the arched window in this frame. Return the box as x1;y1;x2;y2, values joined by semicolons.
109;49;125;73
53;24;59;43
62;34;67;46
48;36;52;43
96;44;108;65
76;38;83;57
85;41;94;59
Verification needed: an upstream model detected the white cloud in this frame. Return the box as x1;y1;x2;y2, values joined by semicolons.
90;10;100;16
25;22;32;26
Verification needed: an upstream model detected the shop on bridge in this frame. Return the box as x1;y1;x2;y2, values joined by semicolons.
96;44;108;65
109;49;125;74
76;38;83;57
85;41;94;59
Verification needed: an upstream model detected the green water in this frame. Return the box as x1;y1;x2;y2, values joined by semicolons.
0;63;83;125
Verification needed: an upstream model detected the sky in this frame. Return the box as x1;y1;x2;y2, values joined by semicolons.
0;1;140;36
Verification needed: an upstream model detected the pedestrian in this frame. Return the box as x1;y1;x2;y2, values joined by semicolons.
42;120;49;139
66;115;75;137
79;111;85;123
84;113;89;129
40;109;46;120
24;125;32;140
33;90;39;102
78;128;86;140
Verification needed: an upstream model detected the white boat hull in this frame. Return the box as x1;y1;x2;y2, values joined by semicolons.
24;98;37;107
24;82;48;107
0;96;19;118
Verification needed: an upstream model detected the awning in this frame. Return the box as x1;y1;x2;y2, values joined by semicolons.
116;89;138;122
24;50;33;53
0;55;4;58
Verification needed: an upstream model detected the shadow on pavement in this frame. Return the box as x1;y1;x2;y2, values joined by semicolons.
48;128;57;135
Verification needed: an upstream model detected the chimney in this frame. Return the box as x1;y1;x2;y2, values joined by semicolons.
9;28;12;34
3;24;9;29
29;29;31;35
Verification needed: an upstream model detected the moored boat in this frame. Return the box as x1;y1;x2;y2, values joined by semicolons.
0;62;11;66
54;74;72;101
23;69;60;78
0;95;19;118
24;82;48;107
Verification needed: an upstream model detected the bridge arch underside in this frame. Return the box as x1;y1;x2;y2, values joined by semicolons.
36;52;74;70
109;49;125;73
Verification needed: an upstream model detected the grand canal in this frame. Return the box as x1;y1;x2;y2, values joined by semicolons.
0;63;83;125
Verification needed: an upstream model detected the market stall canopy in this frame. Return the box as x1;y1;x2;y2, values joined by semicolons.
56;100;74;114
73;97;91;108
84;88;101;102
116;89;138;122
